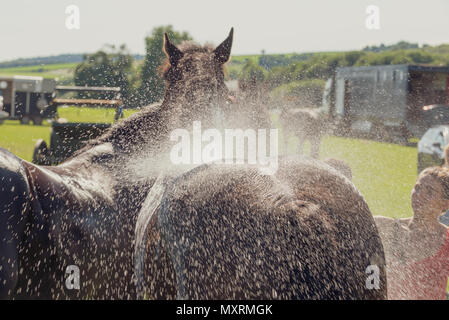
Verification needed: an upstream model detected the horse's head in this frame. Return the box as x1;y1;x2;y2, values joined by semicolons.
161;28;234;124
71;30;235;160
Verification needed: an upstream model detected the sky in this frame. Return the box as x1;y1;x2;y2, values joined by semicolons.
0;0;448;61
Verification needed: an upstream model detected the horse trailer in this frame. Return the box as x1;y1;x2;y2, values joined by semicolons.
0;75;57;125
322;64;449;142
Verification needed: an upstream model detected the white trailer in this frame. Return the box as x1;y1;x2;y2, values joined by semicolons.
322;64;449;142
0;75;56;125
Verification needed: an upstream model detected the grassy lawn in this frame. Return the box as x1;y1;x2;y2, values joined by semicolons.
0;121;52;160
322;136;416;218
0;62;77;81
0;107;138;160
0;107;417;219
58;105;138;123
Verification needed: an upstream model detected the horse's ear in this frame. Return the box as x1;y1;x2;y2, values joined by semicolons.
164;33;184;66
214;27;233;64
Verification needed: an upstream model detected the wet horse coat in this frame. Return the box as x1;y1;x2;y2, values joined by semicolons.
136;157;387;299
0;130;155;298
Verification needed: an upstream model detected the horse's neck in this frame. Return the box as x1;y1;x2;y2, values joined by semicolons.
68;99;192;178
106;103;180;153
65;85;219;184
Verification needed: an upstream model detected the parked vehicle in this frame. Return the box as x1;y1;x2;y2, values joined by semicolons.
322;64;449;143
33;122;111;165
0;96;7;124
0;75;57;124
32;89;124;165
417;125;449;173
0;76;123;125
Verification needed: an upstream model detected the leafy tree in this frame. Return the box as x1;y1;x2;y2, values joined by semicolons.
259;54;289;70
406;51;433;64
74;44;134;102
258;53;314;70
344;51;366;66
270;79;325;107
138;25;192;105
354;50;434;66
363;41;420;52
240;59;267;82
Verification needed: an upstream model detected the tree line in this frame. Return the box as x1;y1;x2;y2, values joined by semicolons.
73;25;449;108
237;42;449;107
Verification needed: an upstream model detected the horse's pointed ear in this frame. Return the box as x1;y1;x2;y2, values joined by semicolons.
214;27;233;64
164;33;184;66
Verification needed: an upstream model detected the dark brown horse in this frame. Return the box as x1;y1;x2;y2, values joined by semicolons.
0;29;234;299
224;77;271;130
135;156;386;299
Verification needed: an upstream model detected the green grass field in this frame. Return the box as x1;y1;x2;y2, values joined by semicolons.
0;62;77;80
0;107;417;219
0;107;138;160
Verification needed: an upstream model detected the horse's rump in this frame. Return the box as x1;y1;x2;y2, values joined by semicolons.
138;158;386;299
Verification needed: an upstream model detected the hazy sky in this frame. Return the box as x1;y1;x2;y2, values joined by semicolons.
1;0;448;61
